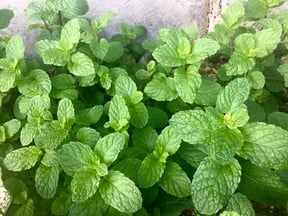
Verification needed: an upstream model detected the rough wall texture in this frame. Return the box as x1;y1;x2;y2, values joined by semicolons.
0;0;288;56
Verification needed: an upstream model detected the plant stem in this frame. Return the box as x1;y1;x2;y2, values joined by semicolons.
74;76;92;107
229;37;233;55
58;11;63;26
43;20;52;33
265;77;284;82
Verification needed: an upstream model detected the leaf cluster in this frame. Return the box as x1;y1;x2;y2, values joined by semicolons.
1;0;288;215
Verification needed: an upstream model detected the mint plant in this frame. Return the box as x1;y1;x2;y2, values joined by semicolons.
1;0;288;215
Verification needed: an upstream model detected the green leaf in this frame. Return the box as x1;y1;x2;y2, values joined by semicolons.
187;38;220;64
157;28;188;46
92;12;116;33
147;107;169;129
90;38;109;60
221;2;245;29
132;126;158;153
142;40;158;52
267;111;288;130
195;79;222;106
34;121;68;149
18;69;52;96
224;193;255;216
247;71;265;89
103;41;124;63
121;24;147;39
176;37;191;57
224;105;250;129
51;74;75;89
178;143;208;168
96;65;112;90
239;161;288;206
35;40;59;58
152;45;185;67
209;128;243;164
174;65;201;104
26;1;56;21
169;110;213;144
4;178;28;205
192;158;241;215
99;170;142;213
51;0;76;10
57;98;75;128
6;35;25;60
115;75;142;104
0;70;16;92
3;119;21;139
68;52;95;76
244;0;268;20
226;53;255;76
59;142;93;176
69;194;108;216
129;103;148;128
41;149;60;167
35;165;59;199
3;146;42;171
144;73;178;101
94;132;126;165
273;11;288;33
207;24;233;47
216;78;250;113
0;126;5;143
138;153;166;188
62;0;89;18
14;199;34;216
75;105;103;126
59;18;80;50
76;127;100;148
71;166;100;202
105;95;130;131
155;126;181;156
234;33;256;57
159;162;191;197
160;197;192;216
112;158;142;183
78;73;97;88
278;63;288;87
21;95;51;116
238;122;288;169
0;9;14;29
51;88;78;100
42;48;70;66
0;58;14;70
51;191;72;215
20;123;37;146
263;69;284;93
259;0;286;8
255;27;282;57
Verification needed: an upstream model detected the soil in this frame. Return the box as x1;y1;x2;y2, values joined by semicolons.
180;202;288;216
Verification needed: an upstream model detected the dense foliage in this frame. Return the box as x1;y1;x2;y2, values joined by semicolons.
1;0;288;215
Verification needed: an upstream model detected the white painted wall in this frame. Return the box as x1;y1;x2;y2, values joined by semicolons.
0;0;287;56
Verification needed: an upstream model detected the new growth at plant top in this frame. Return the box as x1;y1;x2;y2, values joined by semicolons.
1;0;288;215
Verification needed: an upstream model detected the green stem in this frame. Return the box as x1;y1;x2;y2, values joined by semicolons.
265;76;284;82
58;11;63;26
43;20;52;33
74;76;92;107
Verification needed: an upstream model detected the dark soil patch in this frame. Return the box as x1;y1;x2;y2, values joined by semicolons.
180;203;287;216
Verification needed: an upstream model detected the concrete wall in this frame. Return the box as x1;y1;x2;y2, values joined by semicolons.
0;0;288;56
